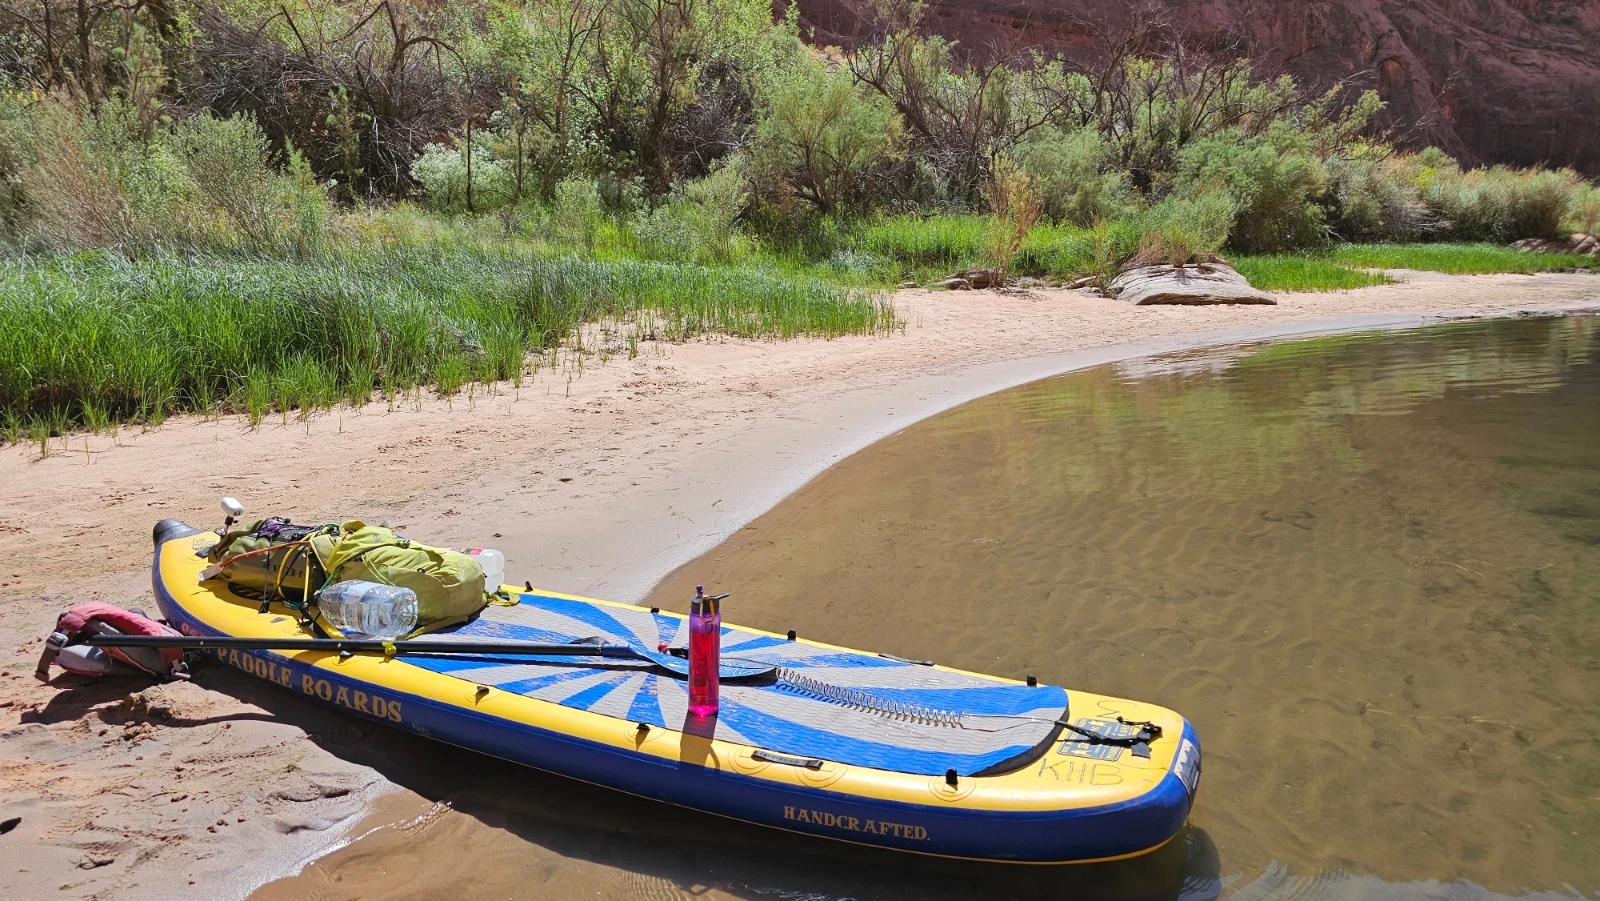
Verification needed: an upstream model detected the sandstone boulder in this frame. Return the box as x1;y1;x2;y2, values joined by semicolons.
1511;234;1600;257
1108;263;1276;305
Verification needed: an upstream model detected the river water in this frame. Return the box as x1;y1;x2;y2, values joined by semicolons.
258;315;1599;901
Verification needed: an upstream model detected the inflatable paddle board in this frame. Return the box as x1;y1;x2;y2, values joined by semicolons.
151;518;1200;863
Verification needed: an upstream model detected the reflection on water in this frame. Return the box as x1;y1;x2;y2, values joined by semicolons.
258;316;1599;900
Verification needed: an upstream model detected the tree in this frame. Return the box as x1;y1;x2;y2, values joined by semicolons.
750;55;902;216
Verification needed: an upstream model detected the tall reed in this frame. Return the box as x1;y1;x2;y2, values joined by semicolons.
0;245;895;439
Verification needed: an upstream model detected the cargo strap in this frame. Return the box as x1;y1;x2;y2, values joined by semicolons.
1064;717;1163;759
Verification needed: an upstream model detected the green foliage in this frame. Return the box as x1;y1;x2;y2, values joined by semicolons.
751;56;903;216
550;176;605;249
1327;150;1588;244
1230;254;1393;292
1420;163;1581;243
1572;183;1600;236
167;112;331;251
1014;127;1135;226
410;139;515;214
984;157;1042;285
857;215;987;274
1331;243;1600;275
0;243;896;438
1325;154;1440;243
631;160;750;262
0;94;329;254
1174;127;1327;253
848;27;1064;201
1133;193;1238;266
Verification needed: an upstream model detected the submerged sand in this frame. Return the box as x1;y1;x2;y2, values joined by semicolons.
1;271;1598;899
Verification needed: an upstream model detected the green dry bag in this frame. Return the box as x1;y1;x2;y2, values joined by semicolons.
309;521;488;632
206;518;330;601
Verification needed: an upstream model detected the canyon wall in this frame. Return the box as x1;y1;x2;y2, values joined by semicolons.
790;0;1600;175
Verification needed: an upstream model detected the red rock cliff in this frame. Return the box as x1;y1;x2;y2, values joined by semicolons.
787;0;1600;175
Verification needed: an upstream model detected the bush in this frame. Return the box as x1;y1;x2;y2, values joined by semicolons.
1325;154;1440;243
549;177;604;249
0;94;328;253
169;112;330;252
984;157;1042;285
1420;162;1582;242
1175;128;1327;253
1134;193;1238;266
631;162;751;264
1573;183;1600;236
410;140;514;214
1014;127;1135;226
750;56;903;216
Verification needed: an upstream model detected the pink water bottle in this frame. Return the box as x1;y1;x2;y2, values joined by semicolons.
688;585;721;716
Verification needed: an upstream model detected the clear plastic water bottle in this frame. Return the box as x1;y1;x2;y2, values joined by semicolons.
318;580;418;639
451;548;506;592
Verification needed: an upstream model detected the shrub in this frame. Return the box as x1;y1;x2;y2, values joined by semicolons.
0;96;147;249
1175;128;1327;253
984;157;1042;286
1014;127;1135;226
549;177;604;249
1411;154;1583;242
0;94;328;253
1325;154;1439;243
1134;193;1238;267
410;140;514;214
1573;183;1600;236
750;56;903;216
169;112;330;252
631;164;752;264
677;160;750;260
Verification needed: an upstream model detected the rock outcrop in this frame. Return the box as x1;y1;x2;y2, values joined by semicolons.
785;0;1600;176
1108;263;1277;305
1512;234;1600;256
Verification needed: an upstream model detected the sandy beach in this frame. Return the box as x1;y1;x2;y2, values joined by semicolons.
3;270;1599;899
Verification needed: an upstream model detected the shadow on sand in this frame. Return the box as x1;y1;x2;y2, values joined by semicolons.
52;659;1223;901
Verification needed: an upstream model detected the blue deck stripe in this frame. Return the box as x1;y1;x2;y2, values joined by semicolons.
493;668;609;696
562;674;630;711
519;594;653;648
625;674;663;724
722;635;790;653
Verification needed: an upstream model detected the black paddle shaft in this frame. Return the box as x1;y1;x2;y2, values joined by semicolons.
82;634;638;657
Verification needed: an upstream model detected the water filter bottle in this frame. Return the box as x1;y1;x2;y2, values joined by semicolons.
687;585;720;716
451;548;506;592
318;580;418;639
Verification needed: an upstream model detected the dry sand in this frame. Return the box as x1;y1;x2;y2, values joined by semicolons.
2;270;1598;899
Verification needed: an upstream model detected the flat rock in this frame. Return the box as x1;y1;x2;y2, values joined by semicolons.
1511;234;1599;257
1109;264;1276;305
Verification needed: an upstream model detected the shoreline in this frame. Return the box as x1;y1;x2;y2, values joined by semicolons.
1;271;1598;899
589;303;1596;604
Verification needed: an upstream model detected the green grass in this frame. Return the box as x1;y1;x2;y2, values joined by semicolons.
1231;255;1394;292
1234;242;1600;292
0;243;895;440
851;215;1096;283
1332;243;1600;275
856;214;988;278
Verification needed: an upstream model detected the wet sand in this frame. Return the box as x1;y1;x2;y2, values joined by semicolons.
1;271;1598;899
